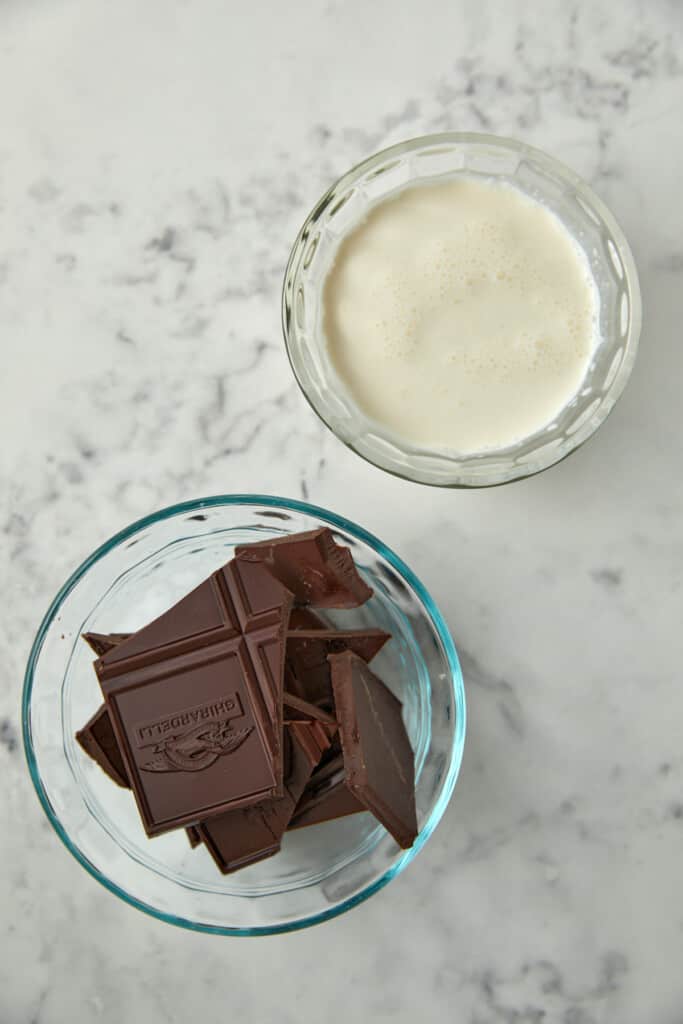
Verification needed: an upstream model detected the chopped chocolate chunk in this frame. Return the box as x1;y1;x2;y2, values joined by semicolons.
329;651;417;849
236;528;372;608
285;628;389;705
76;704;129;789
283;692;337;728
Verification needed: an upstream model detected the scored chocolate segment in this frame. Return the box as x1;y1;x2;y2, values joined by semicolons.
198;720;331;874
96;575;237;670
82;632;132;657
288;753;364;830
329;650;418;850
95;562;293;837
79;605;330;673
76;705;130;789
235;528;372;608
285;629;390;706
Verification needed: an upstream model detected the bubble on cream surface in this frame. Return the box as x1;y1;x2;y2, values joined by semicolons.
322;178;599;453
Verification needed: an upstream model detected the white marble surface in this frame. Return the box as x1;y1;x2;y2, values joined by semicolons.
1;0;682;1020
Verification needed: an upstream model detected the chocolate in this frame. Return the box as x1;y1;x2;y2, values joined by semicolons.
75;704;129;788
288;753;364;830
198;720;331;874
235;528;372;608
186;825;202;849
82;632;132;657
73;530;413;877
285;628;390;706
283;692;337;728
329;651;417;849
96;562;293;836
75;624;347;787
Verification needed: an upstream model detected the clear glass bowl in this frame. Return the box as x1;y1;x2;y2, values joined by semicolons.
282;132;642;487
22;496;465;935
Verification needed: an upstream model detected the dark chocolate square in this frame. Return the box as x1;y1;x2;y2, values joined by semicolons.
96;562;292;836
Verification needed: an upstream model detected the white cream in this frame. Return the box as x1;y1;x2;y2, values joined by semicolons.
322;178;598;453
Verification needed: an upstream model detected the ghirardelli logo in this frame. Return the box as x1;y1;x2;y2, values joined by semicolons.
140;719;254;773
135;694;244;746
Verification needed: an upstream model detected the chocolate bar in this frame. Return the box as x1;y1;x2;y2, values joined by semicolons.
283;691;337;729
96;562;293;836
285;628;390;706
329;651;418;849
198;719;331;873
75;705;129;788
235;528;372;608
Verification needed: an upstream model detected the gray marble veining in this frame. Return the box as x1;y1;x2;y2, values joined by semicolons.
1;0;683;1021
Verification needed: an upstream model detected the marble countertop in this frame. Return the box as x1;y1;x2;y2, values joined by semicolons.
2;1;682;1021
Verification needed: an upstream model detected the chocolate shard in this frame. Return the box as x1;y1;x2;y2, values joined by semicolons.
283;691;337;729
198;720;331;874
235;528;372;609
288;753;364;830
95;561;293;837
329;651;418;849
186;825;202;849
76;705;130;789
285;628;390;706
82;632;132;657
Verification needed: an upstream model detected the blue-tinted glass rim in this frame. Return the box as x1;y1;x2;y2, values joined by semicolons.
22;494;466;936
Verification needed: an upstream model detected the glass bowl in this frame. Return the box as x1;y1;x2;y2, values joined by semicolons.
282;132;642;487
22;495;465;935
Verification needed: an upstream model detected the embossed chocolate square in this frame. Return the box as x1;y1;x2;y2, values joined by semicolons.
96;564;293;837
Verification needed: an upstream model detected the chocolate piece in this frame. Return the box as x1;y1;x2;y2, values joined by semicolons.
82;632;132;657
285;628;390;706
200;808;281;874
96;562;293;836
288;753;364;830
329;651;417;849
283;692;337;728
236;528;372;608
76;705;129;788
186;825;202;849
198;720;330;874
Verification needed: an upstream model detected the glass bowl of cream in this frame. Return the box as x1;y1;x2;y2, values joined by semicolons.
282;132;641;487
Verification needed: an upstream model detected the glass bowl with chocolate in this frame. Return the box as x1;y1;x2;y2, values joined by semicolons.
22;495;465;935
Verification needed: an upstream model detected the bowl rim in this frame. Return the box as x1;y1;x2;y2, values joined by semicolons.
281;130;643;488
22;493;466;936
